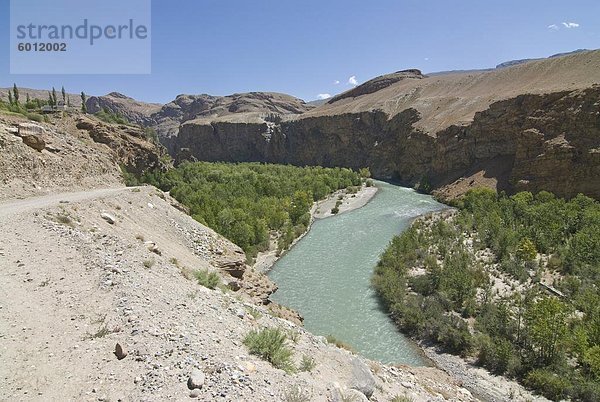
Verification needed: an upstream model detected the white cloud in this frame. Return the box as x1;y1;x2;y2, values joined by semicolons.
424;57;430;61
548;24;559;30
562;22;580;28
317;93;331;100
348;76;358;86
333;80;340;85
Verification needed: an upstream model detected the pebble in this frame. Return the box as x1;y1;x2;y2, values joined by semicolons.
100;213;116;224
115;343;128;360
187;368;205;390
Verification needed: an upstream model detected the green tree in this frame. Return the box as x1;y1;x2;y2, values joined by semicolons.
584;345;600;380
517;237;537;261
8;91;13;105
51;87;57;106
290;190;311;225
12;83;19;105
81;91;87;113
61;86;66;105
525;297;569;365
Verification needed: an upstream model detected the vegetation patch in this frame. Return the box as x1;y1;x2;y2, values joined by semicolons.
326;335;355;352
138;162;367;259
194;269;220;290
373;188;600;401
243;327;295;373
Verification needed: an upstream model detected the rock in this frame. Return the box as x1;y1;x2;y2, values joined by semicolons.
101;213;116;224
243;362;256;373
349;358;376;399
332;386;369;402
235;309;245;319
187;368;205;390
189;389;201;398
18;123;45;136
21;134;46;151
114;343;128;360
216;258;246;278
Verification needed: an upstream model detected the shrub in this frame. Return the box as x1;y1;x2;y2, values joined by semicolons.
299;355;316;372
326;335;355;352
391;396;414;402
331;206;340;214
26;112;44;122
194;269;220;289
243;327;295;373
524;369;570;401
283;385;312;402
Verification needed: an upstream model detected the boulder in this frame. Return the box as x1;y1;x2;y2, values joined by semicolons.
21;134;45;151
332;385;369;402
349;358;376;399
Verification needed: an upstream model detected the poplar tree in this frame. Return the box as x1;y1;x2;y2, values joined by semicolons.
12;83;19;105
81;92;87;113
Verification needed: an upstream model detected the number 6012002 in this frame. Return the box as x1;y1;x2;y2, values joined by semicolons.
17;43;67;52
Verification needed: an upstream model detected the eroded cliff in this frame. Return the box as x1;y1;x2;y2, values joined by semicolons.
172;50;600;200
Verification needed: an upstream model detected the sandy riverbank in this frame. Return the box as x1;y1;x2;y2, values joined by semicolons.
252;183;379;273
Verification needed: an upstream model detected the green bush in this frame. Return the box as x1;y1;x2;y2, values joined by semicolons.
194;269;220;289
299;355;316;372
524;369;571;400
94;108;131;125
243;327;295;373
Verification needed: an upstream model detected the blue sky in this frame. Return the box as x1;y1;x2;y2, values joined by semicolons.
1;0;598;103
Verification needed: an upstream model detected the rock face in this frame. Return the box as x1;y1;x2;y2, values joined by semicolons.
75;117;166;176
170;50;600;200
86;92;162;126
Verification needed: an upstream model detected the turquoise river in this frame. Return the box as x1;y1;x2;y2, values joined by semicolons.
268;181;445;366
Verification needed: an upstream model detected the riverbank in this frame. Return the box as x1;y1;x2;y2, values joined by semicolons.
252;183;379;273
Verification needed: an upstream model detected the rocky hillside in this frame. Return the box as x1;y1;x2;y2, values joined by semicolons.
86;92;163;126
0;185;478;402
171;50;600;200
0;111;165;200
86;92;314;153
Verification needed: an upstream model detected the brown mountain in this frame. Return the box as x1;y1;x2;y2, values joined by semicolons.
173;49;600;200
